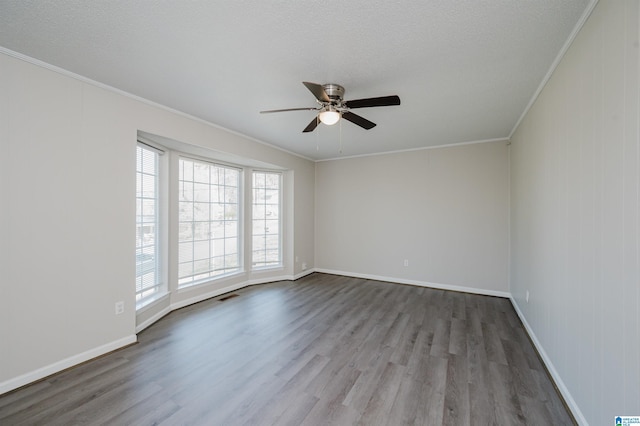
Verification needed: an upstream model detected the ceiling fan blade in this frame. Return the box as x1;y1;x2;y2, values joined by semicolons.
260;107;318;114
342;111;376;130
344;95;401;109
302;116;320;133
302;82;330;103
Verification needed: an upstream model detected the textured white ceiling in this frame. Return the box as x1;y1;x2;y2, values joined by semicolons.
0;0;593;160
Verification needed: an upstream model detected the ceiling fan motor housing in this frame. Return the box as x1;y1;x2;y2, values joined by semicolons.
322;84;345;102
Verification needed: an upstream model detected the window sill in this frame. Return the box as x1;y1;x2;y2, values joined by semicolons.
136;291;170;313
177;270;246;292
251;265;284;273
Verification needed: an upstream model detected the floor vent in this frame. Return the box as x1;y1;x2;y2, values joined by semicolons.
218;294;239;302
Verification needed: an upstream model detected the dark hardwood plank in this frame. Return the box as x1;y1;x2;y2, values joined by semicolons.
341;344;393;414
430;318;452;358
386;373;426;425
357;361;405;426
482;322;509;365
448;317;467;356
414;355;449;425
390;320;422;366
405;329;434;380
0;273;575;425
443;353;470;426
467;333;499;425
489;361;528;425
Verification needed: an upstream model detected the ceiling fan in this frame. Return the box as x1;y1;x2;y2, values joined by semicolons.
260;82;401;133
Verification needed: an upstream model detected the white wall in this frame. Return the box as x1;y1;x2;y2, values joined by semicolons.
315;141;510;295
0;51;315;392
510;1;640;424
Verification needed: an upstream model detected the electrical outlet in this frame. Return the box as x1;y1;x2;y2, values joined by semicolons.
301;262;307;270
403;259;409;267
115;301;124;315
526;291;529;303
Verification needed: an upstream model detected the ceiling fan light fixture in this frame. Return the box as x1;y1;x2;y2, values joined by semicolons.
319;109;340;125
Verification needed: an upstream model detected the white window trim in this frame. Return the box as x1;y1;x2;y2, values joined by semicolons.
135;142;167;310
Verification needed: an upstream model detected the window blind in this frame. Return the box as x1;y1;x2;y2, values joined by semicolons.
136;144;161;308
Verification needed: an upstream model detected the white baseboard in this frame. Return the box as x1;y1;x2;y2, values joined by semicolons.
248;274;292;285
314;268;511;298
510;297;587;425
136;305;172;334
0;335;137;396
292;269;315;280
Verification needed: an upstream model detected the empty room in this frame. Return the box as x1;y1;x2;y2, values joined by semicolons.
0;1;638;425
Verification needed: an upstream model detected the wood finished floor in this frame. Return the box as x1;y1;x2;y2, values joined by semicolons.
0;273;574;425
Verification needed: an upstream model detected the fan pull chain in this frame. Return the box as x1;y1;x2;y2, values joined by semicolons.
339;116;343;154
316;115;319;151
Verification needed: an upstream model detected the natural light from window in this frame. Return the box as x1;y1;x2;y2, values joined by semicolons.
252;171;282;269
178;157;241;287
